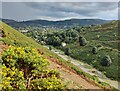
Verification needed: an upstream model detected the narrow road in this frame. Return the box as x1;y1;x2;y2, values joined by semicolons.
48;59;100;89
44;46;120;90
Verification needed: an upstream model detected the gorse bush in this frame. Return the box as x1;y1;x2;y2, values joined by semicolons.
1;46;64;90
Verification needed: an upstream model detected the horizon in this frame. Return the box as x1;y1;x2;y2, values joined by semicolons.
1;17;115;22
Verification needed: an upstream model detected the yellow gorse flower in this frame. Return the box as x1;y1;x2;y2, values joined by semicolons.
1;46;64;90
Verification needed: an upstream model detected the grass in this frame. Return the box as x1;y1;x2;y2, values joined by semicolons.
62;40;120;81
0;22;67;62
0;21;119;90
58;21;120;82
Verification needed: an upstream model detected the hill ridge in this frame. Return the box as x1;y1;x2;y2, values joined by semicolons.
2;18;111;29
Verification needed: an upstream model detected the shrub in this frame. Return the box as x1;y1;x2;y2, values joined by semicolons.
1;46;64;90
92;46;97;54
101;55;112;66
49;46;52;50
64;48;71;56
79;36;87;46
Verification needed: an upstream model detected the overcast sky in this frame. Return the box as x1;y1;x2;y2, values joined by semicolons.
1;2;119;21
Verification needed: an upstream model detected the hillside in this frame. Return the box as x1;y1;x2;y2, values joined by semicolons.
0;22;114;90
21;20;120;84
2;18;110;29
58;20;120;81
0;22;61;58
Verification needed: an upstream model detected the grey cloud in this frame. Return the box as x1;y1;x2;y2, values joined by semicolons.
2;2;118;21
24;2;118;18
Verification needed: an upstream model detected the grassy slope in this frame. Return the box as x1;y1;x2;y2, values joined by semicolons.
61;20;120;81
0;22;66;62
0;21;119;90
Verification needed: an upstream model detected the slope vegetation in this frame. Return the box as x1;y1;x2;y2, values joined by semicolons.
0;22;116;90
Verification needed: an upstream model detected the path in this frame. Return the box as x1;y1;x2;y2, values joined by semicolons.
48;58;101;90
44;46;120;90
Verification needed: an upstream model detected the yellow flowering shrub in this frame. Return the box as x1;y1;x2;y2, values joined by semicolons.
32;76;64;90
1;46;64;90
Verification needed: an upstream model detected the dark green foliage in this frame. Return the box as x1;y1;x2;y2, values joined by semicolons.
64;48;71;56
25;29;79;46
63;29;78;43
79;36;87;46
47;36;61;46
49;46;52;50
92;46;97;54
101;55;112;66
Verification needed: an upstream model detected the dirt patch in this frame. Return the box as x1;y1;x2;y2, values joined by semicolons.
47;57;102;90
0;43;8;55
0;43;3;55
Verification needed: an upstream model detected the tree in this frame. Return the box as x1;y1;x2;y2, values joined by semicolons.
92;47;97;54
47;36;61;46
101;55;112;66
79;36;87;46
63;29;79;43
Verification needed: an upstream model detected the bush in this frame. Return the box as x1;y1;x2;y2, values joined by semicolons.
49;46;52;50
92;46;97;54
79;36;87;46
1;46;64;90
64;48;71;56
101;55;112;66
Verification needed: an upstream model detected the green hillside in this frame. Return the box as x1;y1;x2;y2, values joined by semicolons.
1;21;119;90
22;20;120;82
62;21;120;81
0;22;65;61
0;22;67;90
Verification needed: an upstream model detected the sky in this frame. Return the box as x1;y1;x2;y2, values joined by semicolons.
1;1;119;21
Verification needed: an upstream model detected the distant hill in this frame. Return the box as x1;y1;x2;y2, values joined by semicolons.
2;18;111;29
